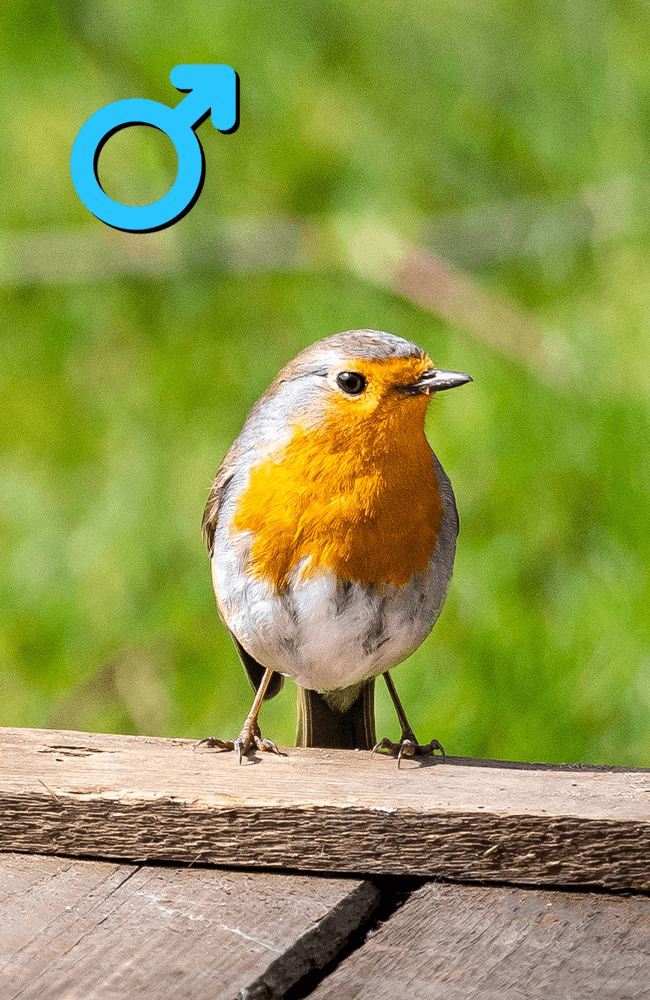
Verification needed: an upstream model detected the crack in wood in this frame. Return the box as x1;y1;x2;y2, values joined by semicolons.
236;880;384;1000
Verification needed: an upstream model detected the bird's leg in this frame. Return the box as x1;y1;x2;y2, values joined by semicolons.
372;671;445;768
196;667;281;764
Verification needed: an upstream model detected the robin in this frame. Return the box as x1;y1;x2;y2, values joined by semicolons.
201;329;471;764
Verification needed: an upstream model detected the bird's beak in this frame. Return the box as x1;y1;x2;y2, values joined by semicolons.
397;369;473;396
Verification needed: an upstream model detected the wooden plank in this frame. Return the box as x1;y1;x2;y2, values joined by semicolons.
0;851;374;1000
1;727;649;889
308;881;650;1000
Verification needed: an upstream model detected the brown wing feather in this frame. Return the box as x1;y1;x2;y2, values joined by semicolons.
202;443;284;701
232;635;285;701
201;442;239;555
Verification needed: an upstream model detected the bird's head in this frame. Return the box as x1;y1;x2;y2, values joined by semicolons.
257;330;471;444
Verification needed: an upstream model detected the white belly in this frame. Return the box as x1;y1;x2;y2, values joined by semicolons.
211;452;459;693
212;519;456;694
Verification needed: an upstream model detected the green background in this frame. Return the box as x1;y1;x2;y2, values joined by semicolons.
2;0;650;765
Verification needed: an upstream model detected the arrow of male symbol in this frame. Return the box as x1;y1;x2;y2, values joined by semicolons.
169;64;239;132
70;64;239;233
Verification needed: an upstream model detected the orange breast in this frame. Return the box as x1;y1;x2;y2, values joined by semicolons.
232;393;443;590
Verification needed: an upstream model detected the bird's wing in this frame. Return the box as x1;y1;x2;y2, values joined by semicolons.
202;444;284;701
201;443;239;556
232;633;285;701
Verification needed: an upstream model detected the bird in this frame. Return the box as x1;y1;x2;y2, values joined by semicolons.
200;329;471;764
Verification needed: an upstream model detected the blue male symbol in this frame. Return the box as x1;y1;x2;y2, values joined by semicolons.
71;65;239;233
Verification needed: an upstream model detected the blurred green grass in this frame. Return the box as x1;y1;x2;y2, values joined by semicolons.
1;0;650;764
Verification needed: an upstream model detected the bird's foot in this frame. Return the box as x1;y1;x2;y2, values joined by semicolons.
196;718;281;764
372;727;445;769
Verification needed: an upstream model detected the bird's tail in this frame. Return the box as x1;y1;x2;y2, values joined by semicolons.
295;680;376;750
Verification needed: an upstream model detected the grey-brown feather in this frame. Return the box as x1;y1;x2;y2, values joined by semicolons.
202;450;237;555
202;446;285;701
231;634;285;701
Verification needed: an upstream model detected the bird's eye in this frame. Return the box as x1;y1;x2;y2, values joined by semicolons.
336;371;367;395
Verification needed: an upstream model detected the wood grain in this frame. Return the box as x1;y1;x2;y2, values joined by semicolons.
1;727;650;889
309;880;650;1000
0;852;370;1000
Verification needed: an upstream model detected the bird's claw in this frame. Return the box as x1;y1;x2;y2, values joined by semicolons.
195;720;281;763
233;734;281;764
372;732;445;769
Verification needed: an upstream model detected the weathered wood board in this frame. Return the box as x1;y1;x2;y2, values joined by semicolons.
0;852;376;1000
1;727;649;888
308;881;650;1000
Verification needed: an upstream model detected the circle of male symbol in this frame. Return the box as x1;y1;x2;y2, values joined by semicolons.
70;65;238;233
